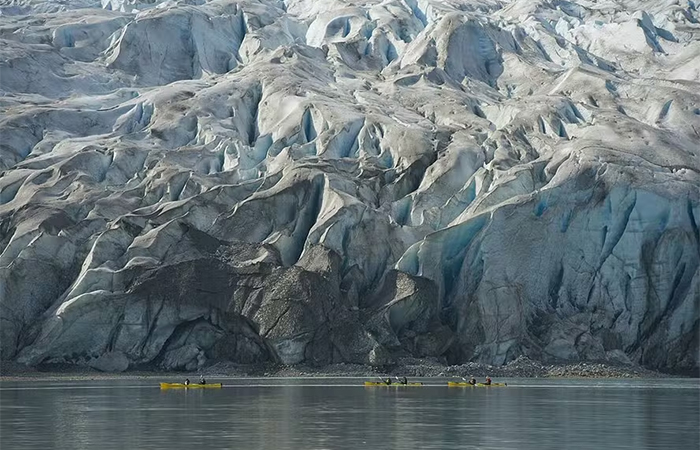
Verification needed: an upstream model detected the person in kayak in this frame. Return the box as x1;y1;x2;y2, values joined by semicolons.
384;378;392;385
468;376;477;386
484;376;492;386
184;378;190;386
199;375;206;385
399;377;408;385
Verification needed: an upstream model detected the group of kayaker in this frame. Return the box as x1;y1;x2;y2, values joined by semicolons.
179;374;494;386
380;376;495;385
466;376;492;385
382;376;409;385
184;375;206;386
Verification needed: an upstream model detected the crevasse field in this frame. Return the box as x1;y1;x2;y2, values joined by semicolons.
0;0;698;374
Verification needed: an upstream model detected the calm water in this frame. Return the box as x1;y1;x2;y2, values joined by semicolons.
1;378;698;450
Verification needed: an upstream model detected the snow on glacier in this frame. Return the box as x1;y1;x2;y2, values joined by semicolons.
0;0;698;373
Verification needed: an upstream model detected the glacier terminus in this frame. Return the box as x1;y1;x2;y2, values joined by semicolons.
0;0;698;375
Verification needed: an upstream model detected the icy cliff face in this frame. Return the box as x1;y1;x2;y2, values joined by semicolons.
1;0;698;373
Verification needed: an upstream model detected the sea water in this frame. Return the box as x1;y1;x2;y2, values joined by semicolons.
1;378;698;450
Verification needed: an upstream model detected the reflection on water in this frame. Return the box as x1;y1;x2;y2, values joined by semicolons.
1;378;698;450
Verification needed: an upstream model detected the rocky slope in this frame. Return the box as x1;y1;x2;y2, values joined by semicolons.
1;0;698;374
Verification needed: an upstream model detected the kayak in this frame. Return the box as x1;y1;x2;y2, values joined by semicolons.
447;382;507;387
364;381;423;387
160;383;222;389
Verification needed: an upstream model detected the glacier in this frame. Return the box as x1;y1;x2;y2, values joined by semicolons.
0;0;698;374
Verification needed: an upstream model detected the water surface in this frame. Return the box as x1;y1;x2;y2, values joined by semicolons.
1;378;698;449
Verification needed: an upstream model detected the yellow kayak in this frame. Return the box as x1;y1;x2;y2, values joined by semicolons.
364;381;423;387
160;383;222;389
447;382;507;387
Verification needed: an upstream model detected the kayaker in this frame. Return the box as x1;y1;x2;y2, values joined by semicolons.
184;378;190;386
484;376;492;386
469;377;476;386
385;378;392;385
401;376;408;385
199;375;206;385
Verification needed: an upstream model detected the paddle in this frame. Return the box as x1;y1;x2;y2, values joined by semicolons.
377;376;391;385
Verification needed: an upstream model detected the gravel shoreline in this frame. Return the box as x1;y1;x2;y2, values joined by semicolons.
2;357;682;382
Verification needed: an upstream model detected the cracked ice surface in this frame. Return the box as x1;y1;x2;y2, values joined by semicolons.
0;0;698;373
